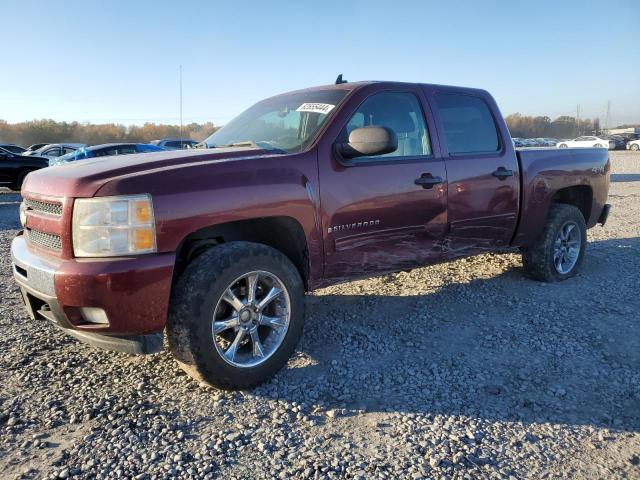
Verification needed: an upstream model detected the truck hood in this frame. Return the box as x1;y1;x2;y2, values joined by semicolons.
23;146;274;198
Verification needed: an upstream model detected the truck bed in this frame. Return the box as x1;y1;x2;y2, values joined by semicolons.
512;147;610;246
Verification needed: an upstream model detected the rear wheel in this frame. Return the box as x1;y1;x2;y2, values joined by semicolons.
558;144;568;148
167;241;305;389
594;143;602;148
631;144;640;151
522;204;586;282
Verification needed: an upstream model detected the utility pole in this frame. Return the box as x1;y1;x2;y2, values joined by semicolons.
576;104;581;135
605;100;611;133
179;65;183;146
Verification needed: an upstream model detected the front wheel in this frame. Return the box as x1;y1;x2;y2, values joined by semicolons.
594;143;602;148
631;144;640;151
167;241;305;389
522;204;586;282
558;144;568;149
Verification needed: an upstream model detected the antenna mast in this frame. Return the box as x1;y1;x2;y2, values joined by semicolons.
179;65;183;146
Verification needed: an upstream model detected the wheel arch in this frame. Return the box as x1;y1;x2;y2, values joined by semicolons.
551;185;593;223
173;216;310;290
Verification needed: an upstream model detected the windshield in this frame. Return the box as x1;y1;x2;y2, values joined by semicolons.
202;89;350;153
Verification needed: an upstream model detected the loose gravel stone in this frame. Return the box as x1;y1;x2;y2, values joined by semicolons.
0;152;639;479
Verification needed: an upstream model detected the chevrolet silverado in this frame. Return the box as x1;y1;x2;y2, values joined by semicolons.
12;80;610;389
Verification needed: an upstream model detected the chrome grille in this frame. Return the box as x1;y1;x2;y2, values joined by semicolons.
26;229;62;251
25;198;63;216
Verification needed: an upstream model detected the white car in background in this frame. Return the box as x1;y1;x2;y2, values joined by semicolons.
556;136;615;149
21;143;86;158
626;139;640;151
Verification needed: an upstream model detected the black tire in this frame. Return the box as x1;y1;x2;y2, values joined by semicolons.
631;144;639;151
10;171;30;191
558;144;568;149
522;204;587;282
594;143;602;148
167;241;305;389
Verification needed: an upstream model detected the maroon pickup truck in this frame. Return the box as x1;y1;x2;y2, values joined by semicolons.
12;80;610;389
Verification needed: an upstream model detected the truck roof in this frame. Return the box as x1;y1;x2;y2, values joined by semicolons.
272;80;490;98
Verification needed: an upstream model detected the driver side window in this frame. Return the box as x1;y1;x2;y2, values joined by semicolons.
340;91;431;160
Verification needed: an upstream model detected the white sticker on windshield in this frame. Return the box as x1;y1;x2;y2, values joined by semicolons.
296;103;336;115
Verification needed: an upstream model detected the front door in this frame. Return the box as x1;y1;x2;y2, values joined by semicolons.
318;88;448;280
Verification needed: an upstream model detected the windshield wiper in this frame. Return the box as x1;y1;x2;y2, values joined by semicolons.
213;141;257;148
207;141;286;154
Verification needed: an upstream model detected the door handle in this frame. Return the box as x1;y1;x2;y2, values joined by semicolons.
414;174;443;189
492;167;514;180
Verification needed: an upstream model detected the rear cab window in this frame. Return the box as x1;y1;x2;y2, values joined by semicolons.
434;93;500;155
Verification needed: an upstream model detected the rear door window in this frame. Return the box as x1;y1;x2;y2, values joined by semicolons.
435;94;500;155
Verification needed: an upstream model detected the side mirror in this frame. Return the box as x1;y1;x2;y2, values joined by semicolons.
336;126;397;159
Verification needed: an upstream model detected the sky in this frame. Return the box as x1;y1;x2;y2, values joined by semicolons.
1;0;639;127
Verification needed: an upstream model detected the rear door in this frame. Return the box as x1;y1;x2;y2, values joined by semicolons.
427;89;519;251
317;85;448;280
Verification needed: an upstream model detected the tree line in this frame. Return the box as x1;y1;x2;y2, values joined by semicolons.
505;113;602;139
0;120;219;147
0;114;630;148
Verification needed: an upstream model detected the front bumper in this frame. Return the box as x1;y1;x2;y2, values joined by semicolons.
11;234;175;354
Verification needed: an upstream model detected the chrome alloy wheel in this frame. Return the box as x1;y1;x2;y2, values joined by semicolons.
553;221;581;274
212;271;291;368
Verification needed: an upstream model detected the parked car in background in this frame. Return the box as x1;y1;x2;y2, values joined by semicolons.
556;136;614;149
21;143;86;158
626;139;640;151
0;144;27;154
620;132;640;145
0;149;49;191
533;138;552;147
150;138;198;150
512;138;525;148
24;143;49;153
604;135;626;150
50;143;166;166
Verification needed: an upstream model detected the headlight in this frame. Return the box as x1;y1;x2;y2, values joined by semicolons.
72;194;156;257
19;203;27;228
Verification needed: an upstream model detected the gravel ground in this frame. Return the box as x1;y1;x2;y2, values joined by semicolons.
1;151;639;480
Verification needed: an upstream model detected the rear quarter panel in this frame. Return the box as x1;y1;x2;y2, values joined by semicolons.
512;148;610;246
